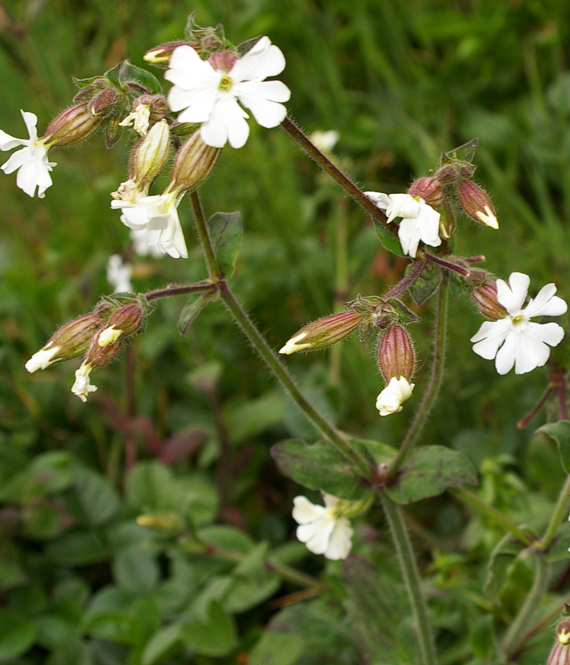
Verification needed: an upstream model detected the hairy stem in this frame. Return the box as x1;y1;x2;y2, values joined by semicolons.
539;473;570;551
188;190;221;280
380;492;438;665
145;280;217;302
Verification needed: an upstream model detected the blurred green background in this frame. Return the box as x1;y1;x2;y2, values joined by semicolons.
1;0;570;663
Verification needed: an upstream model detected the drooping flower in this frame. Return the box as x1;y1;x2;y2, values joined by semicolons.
71;362;98;402
0;110;55;198
471;272;567;375
25;345;61;373
376;376;415;416
107;255;133;293
165;36;291;149
365;191;441;257
111;190;187;259
130;229;164;259
292;494;353;560
119;104;151;136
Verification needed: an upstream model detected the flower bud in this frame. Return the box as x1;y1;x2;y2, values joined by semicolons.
408;177;443;209
25;314;102;373
96;304;144;348
169;131;222;194
472;281;507;320
208;51;238;72
88;88;120;118
143;41;197;66
377;325;415;382
42;104;102;147
137;94;169;124
458;180;498;229
279;311;365;355
545;618;570;665
129;120;170;189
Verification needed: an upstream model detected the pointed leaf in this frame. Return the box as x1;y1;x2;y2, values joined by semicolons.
484;533;526;602
374;219;405;256
181;601;236;656
385;446;477;504
0;609;36;659
178;289;218;336
208;212;242;278
409;261;441;305
142;624;183;665
271;439;371;500
118;61;162;95
249;632;305;665
535;420;570;473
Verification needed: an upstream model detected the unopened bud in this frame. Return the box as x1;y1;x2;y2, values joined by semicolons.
42;104;102;147
208;51;238;72
458;180;498;229
144;41;197;66
97;304;144;347
279;311;365;355
377;325;415;382
408;177;443;209
137;94;169;124
136;512;184;532
472;281;507;320
88;88;120;118
169;131;222;194
546;618;570;665
129;120;170;188
25;314;102;373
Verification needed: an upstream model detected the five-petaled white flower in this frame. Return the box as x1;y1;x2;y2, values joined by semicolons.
165;36;291;149
376;376;415;416
365;191;442;258
0;110;56;198
292;493;353;560
111;189;187;259
471;272;567;375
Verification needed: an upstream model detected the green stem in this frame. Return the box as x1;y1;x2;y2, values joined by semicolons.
388;278;449;479
452;488;536;547
219;281;372;478
145;279;216;302
380;492;438;665
539;473;570;551
499;553;550;660
188;190;221;280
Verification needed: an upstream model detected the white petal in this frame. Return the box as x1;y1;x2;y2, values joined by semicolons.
494;332;517;375
376;376;414;416
386;193;423;220
322;493;342;510
397;218;421;257
324;519;353;560
238;79;291;104
297;518;335;555
170;87;218;121
418;204;442;248
237;95;287;128
292;496;327;524
20;110;39;141
524;283;568;318
527;321;565;347
364;191;392;213
231;37;286;81
165;46;216;90
0;130;26;151
497;273;529;314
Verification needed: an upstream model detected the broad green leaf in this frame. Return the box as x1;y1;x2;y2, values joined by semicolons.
84;611;144;646
118;60;162;94
484;533;526;601
178;289;218;336
197;525;255;553
0;608;36;660
46;530;111;566
409;260;441;305
181;601;237;656
142;624;183;665
374;219;405;256
469;615;497;660
113;551;160;594
385;446;477;504
126;461;172;511
271;439;371;500
248;632;305;665
535;420;570;473
68;464;120;526
225;392;284;445
45;640;92;665
208;212;242;278
34;614;77;649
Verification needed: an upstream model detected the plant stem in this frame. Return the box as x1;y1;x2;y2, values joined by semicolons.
145;280;216;302
539;473;570;551
188;190;221;280
388;278;449;479
380;492;438;665
452;488;536;547
499;553;550;660
384;258;425;299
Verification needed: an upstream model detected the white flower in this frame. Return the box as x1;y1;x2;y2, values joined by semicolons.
365;191;441;258
292;493;353;560
107;254;133;293
119;104;151;136
471;272;567;375
25;344;60;373
130;229;165;259
111;190;188;259
0;110;56;198
311;130;339;154
71;363;97;402
165;36;291;149
376;376;415;416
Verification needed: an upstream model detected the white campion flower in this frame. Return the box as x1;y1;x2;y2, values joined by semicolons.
111;189;187;259
365;191;441;258
292;493;353;560
130;229;165;259
119;104;151;136
0;110;56;198
471;272;567;375
25;344;60;373
376;376;415;416
107;255;133;293
71;363;97;402
165;36;291;149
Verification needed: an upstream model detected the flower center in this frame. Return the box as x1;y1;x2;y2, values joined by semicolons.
218;74;234;93
511;314;525;326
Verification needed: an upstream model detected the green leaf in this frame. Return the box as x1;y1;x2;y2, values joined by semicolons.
535;420;570;473
142;624;183;665
118;60;162;94
271;439;371;500
484;533;526;601
181;601;237;656
84;611;144;646
469;615;497;660
0;608;36;660
113;551;160;594
385;446;477;504
248;632;305;665
178;290;218;336
443;137;478;164
69;464;120;526
197;525;255;553
208;212;242;278
374;219;405;256
409;260;441;305
46;530;111;566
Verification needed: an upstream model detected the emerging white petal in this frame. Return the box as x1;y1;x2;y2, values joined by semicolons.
119;104;151;136
471;272;567;375
107;254;133;293
71;363;97;402
376;376;415;416
25;344;60;373
98;325;123;347
279;332;311;355
0;110;55;197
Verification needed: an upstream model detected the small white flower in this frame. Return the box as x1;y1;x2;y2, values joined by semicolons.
471;272;567;375
130;229;165;259
111;190;188;259
71;363;97;402
376;376;415;416
365;191;441;258
107;254;133;293
0;110;56;198
25;344;60;373
292;493;353;560
311;130;339;154
119;104;151;136
165;36;291;149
